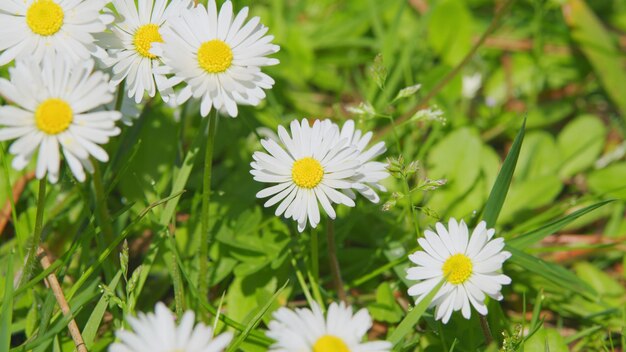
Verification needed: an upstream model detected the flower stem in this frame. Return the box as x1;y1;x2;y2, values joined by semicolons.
93;162;115;244
326;219;347;303
198;110;218;303
402;175;420;238
307;230;324;309
479;314;494;346
19;179;46;287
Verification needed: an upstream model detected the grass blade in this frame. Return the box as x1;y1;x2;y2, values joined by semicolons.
388;279;444;347
508;200;612;249
226;281;289;352
1;250;15;352
81;270;123;349
482;118;526;227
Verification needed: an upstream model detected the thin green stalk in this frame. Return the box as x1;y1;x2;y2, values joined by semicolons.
326;219;347;303
166;227;185;318
289;250;315;309
307;230;324;309
19;179;46;288
198;110;218;303
93;162;115;244
402;174;420;238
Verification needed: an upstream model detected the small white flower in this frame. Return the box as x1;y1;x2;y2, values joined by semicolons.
462;73;482;99
98;0;193;103
406;218;511;324
109;302;233;352
0;56;121;183
155;0;279;117
266;302;392;352
251;119;360;232
0;0;111;66
332;120;388;203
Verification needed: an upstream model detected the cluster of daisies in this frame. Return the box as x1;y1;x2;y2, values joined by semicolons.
0;0;513;350
0;0;278;182
110;219;511;351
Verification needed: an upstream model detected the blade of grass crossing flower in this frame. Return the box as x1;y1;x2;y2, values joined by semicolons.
227;281;289;352
389;279;445;347
81;270;122;349
507;200;612;249
1;250;15;352
483;118;526;227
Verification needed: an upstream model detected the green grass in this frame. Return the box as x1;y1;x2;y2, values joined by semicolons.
2;0;626;351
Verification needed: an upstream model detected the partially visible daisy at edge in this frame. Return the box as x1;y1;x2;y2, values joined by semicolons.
97;0;193;104
406;218;511;323
153;0;279;117
109;302;233;352
266;301;392;352
251;119;360;232
0;0;113;65
329;119;388;203
0;56;121;183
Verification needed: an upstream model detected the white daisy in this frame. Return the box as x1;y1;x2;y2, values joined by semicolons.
98;0;193;104
154;0;279;117
0;0;111;66
0;56;121;183
266;302;392;352
109;302;233;352
251;119;361;232
333;120;388;203
406;218;512;323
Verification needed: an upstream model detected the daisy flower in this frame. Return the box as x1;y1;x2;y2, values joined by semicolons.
0;56;121;183
266;302;392;352
406;218;512;323
0;0;111;66
251;119;361;232
109;302;233;352
333;120;388;203
98;0;193;104
154;0;279;117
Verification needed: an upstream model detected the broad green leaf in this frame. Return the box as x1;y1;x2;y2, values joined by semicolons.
565;0;626;119
427;0;473;65
557;115;606;178
524;327;569;352
1;251;14;352
483;119;525;227
508;200;612;248
574;262;625;298
499;175;562;223
368;282;403;323
226;281;288;352
515;132;561;180
388;279;444;347
588;163;626;200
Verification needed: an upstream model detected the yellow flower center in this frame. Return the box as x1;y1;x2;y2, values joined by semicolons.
35;98;73;135
197;40;233;73
26;0;64;36
291;157;324;189
313;335;350;352
133;24;163;59
442;253;473;285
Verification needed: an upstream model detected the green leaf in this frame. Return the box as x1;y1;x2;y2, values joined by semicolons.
507;246;595;296
1;251;15;352
226;281;288;352
82;270;123;349
368;282;403;323
482;119;526;227
524;327;569;352
499;175;562;224
427;0;473;65
588;163;626;200
388;279;444;347
566;0;626;120
557;115;606;178
507;200;612;249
